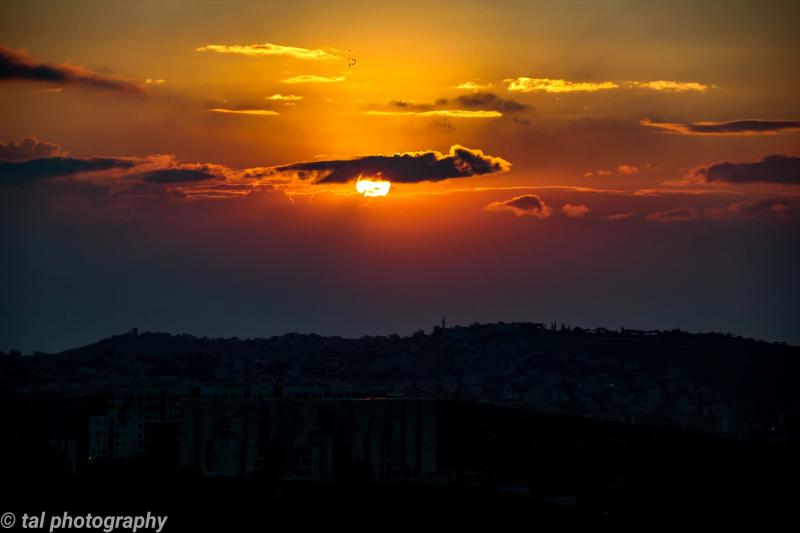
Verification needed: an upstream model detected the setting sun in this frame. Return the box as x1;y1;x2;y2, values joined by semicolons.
355;177;391;197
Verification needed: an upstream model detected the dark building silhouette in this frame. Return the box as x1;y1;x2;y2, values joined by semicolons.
180;397;436;479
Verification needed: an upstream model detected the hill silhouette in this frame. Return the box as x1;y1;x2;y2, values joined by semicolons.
5;322;799;436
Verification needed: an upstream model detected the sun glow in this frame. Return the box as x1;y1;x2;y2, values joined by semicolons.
356;177;391;197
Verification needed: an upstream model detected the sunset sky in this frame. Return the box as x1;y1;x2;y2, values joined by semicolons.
1;0;799;352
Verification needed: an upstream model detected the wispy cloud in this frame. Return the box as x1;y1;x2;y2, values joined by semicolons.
453;81;493;90
585;164;640;177
282;74;346;84
0;145;264;199
641;118;800;135
627;80;711;92
603;212;635;221
366;92;526;119
453;92;528;113
363;110;502;118
645;207;701;223
0;156;140;185
632;188;742;197
197;42;337;60
0;45;144;94
505;77;618;93
266;94;303;101
561;203;590;218
504;76;711;94
208;108;280;116
706;196;800;220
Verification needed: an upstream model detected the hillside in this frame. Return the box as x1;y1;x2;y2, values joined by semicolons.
4;322;800;437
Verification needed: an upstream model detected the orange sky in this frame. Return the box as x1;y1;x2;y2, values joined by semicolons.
1;0;799;351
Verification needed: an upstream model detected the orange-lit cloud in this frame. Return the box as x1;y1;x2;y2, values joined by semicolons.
641;118;800;135
486;194;552;218
560;203;590;218
363;110;502;118
645;207;700;223
0;45;144;94
505;77;618;93
585;165;638;177
282;74;346;84
453;81;493;90
633;188;742;197
603;212;635;221
627;80;711;92
208;108;280;116
504;77;710;94
584;170;613;178
196;42;337;60
266;94;303;101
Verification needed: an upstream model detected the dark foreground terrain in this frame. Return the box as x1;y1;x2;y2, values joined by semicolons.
4;401;798;529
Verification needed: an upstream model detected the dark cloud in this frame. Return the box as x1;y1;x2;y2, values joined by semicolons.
0;137;63;160
274;145;511;184
453;92;529;113
381;93;528;114
140;168;218;184
485;194;552;218
707;196;800;220
642;119;800;135
0;144;508;200
645;207;700;223
0;156;137;185
388;100;435;112
697;155;800;184
0;140;221;188
0;45;144;94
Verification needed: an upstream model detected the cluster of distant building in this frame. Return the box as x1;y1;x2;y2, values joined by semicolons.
51;385;437;480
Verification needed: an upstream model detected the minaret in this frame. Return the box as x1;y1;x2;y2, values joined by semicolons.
441;316;446;329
